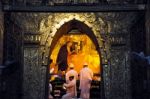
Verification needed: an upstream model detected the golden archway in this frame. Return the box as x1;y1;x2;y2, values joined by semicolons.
39;13;110;99
49;19;102;81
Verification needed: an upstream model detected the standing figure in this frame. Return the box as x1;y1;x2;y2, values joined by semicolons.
79;62;93;99
62;75;76;99
66;63;78;97
56;41;73;72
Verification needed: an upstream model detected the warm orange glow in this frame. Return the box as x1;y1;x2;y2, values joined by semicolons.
50;34;101;75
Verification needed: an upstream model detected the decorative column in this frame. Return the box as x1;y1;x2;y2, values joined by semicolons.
23;33;46;99
0;2;3;64
109;33;131;99
99;33;111;99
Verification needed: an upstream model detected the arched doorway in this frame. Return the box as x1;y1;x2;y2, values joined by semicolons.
47;19;103;99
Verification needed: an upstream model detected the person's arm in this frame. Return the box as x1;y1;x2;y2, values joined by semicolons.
65;73;69;83
88;69;93;82
67;45;72;55
67;43;75;55
64;81;74;88
76;71;78;80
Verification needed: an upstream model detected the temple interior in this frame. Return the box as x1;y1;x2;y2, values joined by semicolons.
50;34;100;75
49;33;101;98
0;1;150;99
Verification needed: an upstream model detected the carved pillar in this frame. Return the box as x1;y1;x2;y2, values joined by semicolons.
23;34;46;99
109;33;131;99
110;49;131;99
146;2;150;55
0;2;3;64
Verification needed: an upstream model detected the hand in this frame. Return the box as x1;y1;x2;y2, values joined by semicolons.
63;84;67;90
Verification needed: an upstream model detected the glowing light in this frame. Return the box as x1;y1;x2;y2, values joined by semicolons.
55;24;60;29
50;34;101;74
50;68;54;74
59;21;65;26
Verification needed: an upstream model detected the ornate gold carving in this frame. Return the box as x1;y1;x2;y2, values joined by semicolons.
39;13;109;54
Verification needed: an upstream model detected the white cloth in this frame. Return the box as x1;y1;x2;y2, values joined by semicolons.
49;95;53;99
49;83;53;99
62;80;76;99
49;83;52;92
66;69;78;83
66;69;78;96
79;67;93;99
